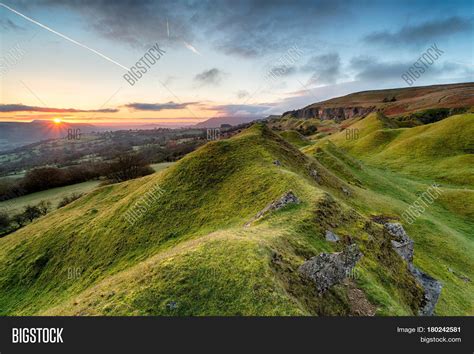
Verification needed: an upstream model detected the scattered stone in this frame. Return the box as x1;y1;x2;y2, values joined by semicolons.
325;230;340;242
310;169;321;183
341;187;351;196
245;191;300;227
298;244;363;293
273;160;281;166
384;222;442;316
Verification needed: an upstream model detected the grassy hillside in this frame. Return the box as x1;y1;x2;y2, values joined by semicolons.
278;130;311;148
0;123;472;316
297;82;474;116
0;126;436;315
315;144;473;310
315;113;474;185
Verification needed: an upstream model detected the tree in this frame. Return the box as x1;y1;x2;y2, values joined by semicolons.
0;211;10;229
57;193;83;208
23;205;42;222
12;213;27;227
22;167;67;193
37;200;51;215
106;153;154;183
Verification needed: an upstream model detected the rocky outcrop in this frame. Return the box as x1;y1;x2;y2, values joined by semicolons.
409;264;443;316
384;223;442;316
282;106;375;123
299;244;363;293
245;191;300;227
385;223;414;262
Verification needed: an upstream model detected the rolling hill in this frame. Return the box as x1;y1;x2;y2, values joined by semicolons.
0;122;472;316
281;82;474;123
308;113;474;185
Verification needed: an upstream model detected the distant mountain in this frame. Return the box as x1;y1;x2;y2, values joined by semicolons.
194;115;262;128
281;82;474;122
0;121;98;151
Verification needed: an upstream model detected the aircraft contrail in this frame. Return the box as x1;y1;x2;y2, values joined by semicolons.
0;2;128;71
183;40;201;56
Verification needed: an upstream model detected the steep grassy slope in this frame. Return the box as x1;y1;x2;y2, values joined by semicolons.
278;130;311;148
313;113;474;185
305;141;473;315
0;124;439;316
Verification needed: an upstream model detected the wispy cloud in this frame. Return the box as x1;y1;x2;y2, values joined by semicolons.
194;68;226;86
124;102;198;111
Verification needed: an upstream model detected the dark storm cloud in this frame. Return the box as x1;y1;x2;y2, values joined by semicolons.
0;104;118;113
35;0;354;56
124;102;197;111
194;68;226;86
37;0;195;49
364;16;473;46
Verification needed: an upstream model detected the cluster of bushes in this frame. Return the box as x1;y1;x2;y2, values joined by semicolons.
297;125;318;136
57;193;84;208
138;140;203;164
104;154;154;183
0;200;51;236
0;163;104;202
0;152;158;201
0;190;89;237
394;107;468;127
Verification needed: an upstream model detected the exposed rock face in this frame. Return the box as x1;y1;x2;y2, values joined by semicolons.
386;223;414;263
409;264;443;316
325;230;340;242
384;223;442;316
299;244;363;293
282;106;375;123
245;191;300;227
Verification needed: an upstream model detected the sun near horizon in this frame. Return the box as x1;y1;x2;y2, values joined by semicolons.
53;118;62;124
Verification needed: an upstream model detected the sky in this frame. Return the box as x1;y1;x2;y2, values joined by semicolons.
0;0;473;127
